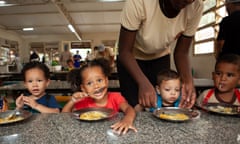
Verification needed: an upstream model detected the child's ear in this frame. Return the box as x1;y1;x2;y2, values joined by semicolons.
155;85;160;94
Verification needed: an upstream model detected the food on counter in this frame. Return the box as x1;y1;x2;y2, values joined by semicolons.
80;111;107;120
0;116;24;124
159;113;189;121
208;105;235;114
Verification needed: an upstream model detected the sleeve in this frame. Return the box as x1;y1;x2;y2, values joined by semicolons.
183;0;204;36
217;19;226;40
196;89;210;106
120;0;145;31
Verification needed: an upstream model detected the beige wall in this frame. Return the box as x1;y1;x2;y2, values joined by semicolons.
0;28;214;78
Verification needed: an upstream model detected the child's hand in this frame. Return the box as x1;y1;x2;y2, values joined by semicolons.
71;92;88;103
22;96;38;109
15;94;25;109
110;119;137;135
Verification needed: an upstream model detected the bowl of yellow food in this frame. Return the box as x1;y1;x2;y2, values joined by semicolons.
0;110;32;125
72;107;116;122
153;107;193;122
198;103;239;116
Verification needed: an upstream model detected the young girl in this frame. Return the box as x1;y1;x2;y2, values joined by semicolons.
62;58;137;135
197;54;240;106
15;61;60;113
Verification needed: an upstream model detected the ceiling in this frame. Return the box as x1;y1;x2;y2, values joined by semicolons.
0;0;125;40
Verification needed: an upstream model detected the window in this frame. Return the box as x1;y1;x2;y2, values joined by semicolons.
193;0;227;55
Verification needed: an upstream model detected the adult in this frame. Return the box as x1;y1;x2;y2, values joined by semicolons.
73;50;82;68
60;46;72;70
29;50;40;62
95;44;115;69
117;0;203;111
215;0;240;59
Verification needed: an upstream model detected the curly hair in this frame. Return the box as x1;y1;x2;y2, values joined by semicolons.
21;61;50;81
67;58;111;92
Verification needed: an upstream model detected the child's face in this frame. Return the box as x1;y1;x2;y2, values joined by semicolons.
80;66;108;101
24;68;50;98
156;79;181;106
212;62;240;92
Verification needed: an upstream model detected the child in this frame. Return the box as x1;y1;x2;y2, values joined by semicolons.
62;58;137;135
148;69;181;112
66;59;74;71
197;54;240;106
15;61;60;113
0;96;8;112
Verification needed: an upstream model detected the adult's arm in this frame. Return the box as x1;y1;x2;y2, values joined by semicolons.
174;35;196;108
118;26;157;108
215;39;224;59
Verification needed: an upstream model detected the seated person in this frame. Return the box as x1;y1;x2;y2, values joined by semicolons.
15;61;61;113
149;69;181;112
197;54;240;108
62;58;137;135
0;97;8;112
66;59;74;71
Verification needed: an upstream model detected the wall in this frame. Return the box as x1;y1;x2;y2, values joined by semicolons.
0;28;214;78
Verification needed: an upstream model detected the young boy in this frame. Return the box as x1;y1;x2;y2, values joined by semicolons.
149;69;181;112
197;54;240;106
135;69;181;112
15;61;60;113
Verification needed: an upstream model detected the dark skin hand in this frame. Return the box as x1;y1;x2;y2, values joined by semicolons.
174;35;196;108
118;27;196;108
118;27;157;108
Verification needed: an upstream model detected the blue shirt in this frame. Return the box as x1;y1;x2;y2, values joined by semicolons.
149;93;181;112
23;94;61;113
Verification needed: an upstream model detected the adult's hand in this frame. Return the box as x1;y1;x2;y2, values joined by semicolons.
138;81;157;108
179;82;196;108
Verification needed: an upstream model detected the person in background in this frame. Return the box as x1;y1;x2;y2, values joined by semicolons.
95;44;115;69
215;0;240;59
29;50;40;62
117;0;203;111
66;59;74;71
0;96;8;112
73;50;82;68
62;58;137;135
60;46;72;70
15;61;60;113
197;54;240;108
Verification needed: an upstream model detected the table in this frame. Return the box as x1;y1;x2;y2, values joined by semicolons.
0;110;240;144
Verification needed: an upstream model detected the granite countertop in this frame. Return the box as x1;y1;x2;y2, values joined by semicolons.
1;111;240;144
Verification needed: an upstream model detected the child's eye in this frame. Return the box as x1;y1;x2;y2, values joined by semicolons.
27;80;33;83
86;81;93;86
37;80;43;82
97;79;103;83
227;73;234;77
215;72;221;75
164;88;170;91
175;89;180;92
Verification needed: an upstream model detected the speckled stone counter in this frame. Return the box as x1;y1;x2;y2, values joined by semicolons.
1;111;240;144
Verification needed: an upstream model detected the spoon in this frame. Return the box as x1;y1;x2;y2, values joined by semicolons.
87;86;107;95
4;109;19;120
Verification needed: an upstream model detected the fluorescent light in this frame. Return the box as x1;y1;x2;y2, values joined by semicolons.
68;24;75;33
0;1;6;4
22;27;34;31
100;0;124;2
